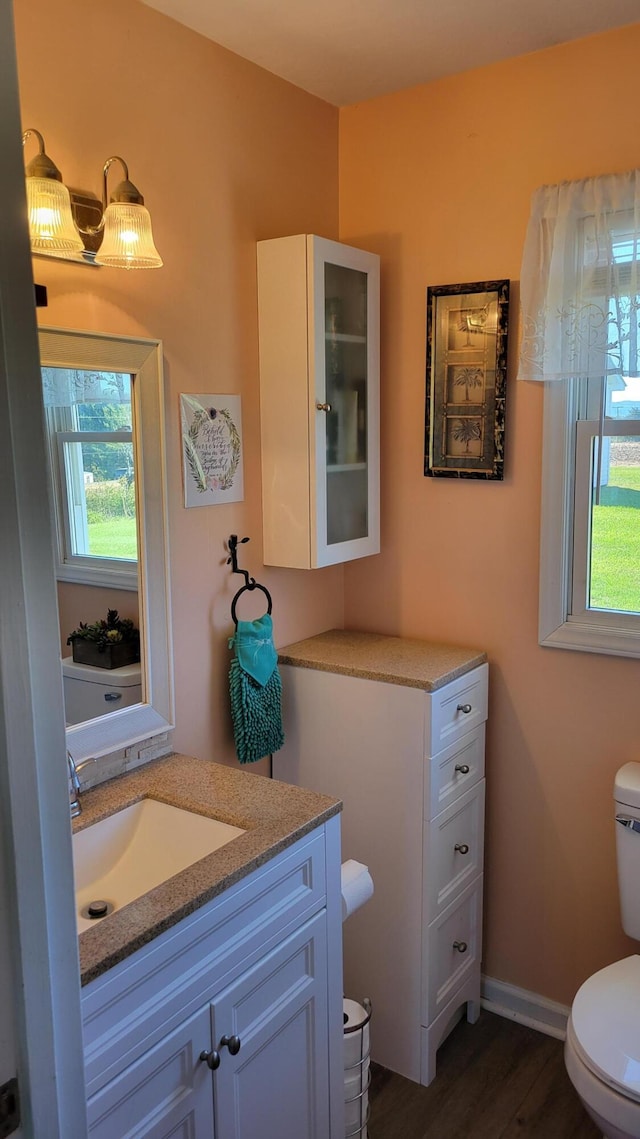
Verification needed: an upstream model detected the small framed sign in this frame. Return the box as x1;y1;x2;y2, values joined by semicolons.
180;393;244;506
424;279;509;480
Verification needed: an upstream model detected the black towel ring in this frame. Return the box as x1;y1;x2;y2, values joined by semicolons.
231;581;273;627
227;534;273;627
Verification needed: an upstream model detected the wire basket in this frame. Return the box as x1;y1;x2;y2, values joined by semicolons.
344;997;372;1139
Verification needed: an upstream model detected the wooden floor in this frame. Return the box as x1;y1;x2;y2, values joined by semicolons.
367;1011;601;1138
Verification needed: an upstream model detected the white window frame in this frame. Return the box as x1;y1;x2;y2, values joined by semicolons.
44;377;138;590
539;380;640;657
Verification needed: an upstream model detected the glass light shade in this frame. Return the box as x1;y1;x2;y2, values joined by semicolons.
25;176;84;256
96;202;163;269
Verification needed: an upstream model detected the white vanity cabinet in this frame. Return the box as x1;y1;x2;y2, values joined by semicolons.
85;1006;214;1138
257;234;380;568
274;636;488;1088
211;911;329;1139
81;820;342;1138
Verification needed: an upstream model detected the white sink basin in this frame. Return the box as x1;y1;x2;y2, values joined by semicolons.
73;798;245;933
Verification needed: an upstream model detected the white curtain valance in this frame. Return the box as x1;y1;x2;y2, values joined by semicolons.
517;169;640;382
41;368;131;408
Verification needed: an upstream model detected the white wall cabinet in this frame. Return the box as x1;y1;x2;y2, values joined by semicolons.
274;660;488;1087
257;234;380;568
82;820;343;1138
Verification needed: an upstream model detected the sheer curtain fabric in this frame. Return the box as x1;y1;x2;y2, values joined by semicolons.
517;169;640;382
41;368;131;407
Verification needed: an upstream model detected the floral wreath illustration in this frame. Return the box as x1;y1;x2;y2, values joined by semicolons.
183;404;241;493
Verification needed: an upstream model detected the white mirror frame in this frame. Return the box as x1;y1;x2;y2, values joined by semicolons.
39;327;174;761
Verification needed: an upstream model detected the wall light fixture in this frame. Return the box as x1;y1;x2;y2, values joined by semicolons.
21;128;163;270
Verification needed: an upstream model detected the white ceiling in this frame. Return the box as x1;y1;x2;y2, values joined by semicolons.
141;0;640;106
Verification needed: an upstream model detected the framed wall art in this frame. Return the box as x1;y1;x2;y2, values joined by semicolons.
180;393;244;507
424;279;509;480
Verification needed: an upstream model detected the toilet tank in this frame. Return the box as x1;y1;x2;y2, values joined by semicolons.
615;762;640;940
62;656;142;726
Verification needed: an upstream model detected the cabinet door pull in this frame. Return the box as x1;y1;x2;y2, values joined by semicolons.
454;764;470;775
457;703;472;714
452;940;468;953
220;1034;241;1056
454;843;469;855
200;1049;221;1070
316;402;332;412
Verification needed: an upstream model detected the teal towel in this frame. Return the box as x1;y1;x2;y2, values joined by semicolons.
233;613;278;685
228;614;284;764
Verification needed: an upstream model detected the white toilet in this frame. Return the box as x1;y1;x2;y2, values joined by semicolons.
565;762;640;1139
62;656;142;725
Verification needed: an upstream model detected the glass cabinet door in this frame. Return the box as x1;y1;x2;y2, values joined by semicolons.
324;263;369;544
257;233;379;569
312;237;380;564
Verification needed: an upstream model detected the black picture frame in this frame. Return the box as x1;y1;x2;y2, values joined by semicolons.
424;279;509;480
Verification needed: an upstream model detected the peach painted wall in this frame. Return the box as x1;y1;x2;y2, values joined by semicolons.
339;25;640;1005
14;0;343;774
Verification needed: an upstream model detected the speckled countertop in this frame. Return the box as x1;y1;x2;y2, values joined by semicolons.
74;752;340;986
278;629;486;692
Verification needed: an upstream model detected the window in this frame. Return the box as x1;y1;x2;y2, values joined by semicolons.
540;380;640;658
521;171;640;657
41;367;138;589
573;417;640;618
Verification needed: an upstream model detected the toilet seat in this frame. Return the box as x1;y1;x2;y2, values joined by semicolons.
571;955;640;1103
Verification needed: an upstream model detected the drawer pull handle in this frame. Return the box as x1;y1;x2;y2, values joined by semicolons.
454;764;470;775
200;1049;221;1070
454;843;469;855
220;1034;241;1056
457;703;472;714
453;940;468;953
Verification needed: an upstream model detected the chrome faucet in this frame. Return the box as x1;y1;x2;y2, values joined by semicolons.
67;751;97;817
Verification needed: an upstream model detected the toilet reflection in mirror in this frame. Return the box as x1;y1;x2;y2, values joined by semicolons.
40;363;144;726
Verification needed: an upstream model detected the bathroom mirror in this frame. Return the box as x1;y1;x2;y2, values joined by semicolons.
39;327;174;761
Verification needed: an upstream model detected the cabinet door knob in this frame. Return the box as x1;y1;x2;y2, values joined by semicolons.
220;1034;241;1056
315;402;332;412
454;843;469;855
457;703;472;714
199;1049;221;1070
454;764;470;775
453;940;468;953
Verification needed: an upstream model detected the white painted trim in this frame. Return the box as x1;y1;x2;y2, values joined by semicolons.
0;7;87;1135
323;813;345;1139
540;619;640;659
538;378;576;648
55;560;138;591
481;974;570;1041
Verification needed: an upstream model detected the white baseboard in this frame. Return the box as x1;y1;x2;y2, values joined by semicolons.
481;974;570;1041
